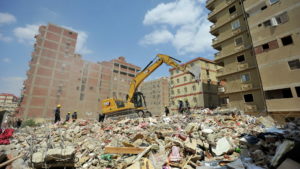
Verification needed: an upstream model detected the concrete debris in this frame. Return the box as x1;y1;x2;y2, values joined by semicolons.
0;108;300;169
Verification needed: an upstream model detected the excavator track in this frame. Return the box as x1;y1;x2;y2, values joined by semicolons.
105;109;152;120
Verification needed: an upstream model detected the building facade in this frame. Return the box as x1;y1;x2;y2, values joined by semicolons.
169;57;220;113
244;0;300;117
20;23;140;121
0;93;18;112
206;0;266;113
139;77;169;116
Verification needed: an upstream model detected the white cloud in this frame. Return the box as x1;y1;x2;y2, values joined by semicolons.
0;13;16;25
76;31;92;55
13;24;40;44
140;29;174;45
141;0;214;55
0;33;13;42
143;0;202;26
0;77;25;96
2;57;11;63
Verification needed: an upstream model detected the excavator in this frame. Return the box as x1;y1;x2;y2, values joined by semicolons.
101;54;200;119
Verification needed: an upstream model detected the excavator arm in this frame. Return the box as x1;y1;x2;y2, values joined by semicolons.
126;54;196;103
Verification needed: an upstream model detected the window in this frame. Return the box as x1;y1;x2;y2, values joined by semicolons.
237;55;245;62
121;65;127;69
235;37;243;46
193;97;197;103
128;67;135;71
177;89;180;94
265;88;293;99
296;87;300;97
281;35;293;46
184;87;187;93
177;79;180;83
113;70;119;73
241;74;250;82
269;0;279;5
171;80;174;85
114;63;119;67
171;71;174;75
288;59;300;70
263;20;272;27
275;12;288;24
184;76;187;82
89;86;93;90
231;20;240;30
206;70;210;76
244;94;254;102
176;70;179;73
120;72;127;75
192;85;196;91
68;32;73;35
171;90;174;95
261;5;267;10
229;6;236;14
262;43;269;50
128;74;135;77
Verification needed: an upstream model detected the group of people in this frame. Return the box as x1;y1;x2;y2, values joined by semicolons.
164;99;191;116
54;104;77;123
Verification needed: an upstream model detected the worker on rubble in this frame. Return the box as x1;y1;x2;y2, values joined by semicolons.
99;113;105;122
164;106;170;116
184;99;191;114
178;100;184;114
65;112;71;123
54;104;61;123
72;111;78;122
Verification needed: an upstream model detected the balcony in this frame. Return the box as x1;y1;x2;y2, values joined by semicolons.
208;0;236;20
210;11;242;33
213;27;247;47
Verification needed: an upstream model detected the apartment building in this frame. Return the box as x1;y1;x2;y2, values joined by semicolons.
20;23;140;121
0;93;18;112
244;0;300;117
206;0;266;113
169;57;220;113
139;77;169;116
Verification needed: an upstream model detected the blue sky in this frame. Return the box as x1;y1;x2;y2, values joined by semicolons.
0;0;215;96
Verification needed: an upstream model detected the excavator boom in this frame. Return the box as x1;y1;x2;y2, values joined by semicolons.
101;54;199;118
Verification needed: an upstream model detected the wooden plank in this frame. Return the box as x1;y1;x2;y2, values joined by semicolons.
104;147;146;154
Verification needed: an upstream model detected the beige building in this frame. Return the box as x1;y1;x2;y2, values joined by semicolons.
244;0;300;117
206;0;266;113
139;77;169;116
0;93;18;112
20;23;140;121
169;57;220;113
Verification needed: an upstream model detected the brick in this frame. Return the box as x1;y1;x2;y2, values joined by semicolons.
63;30;77;39
44;40;59;50
254;46;263;55
27;107;44;118
34;77;51;86
30;97;46;107
46;31;60;42
48;24;63;34
269;40;279;50
41;49;57;58
32;87;48;96
39;57;55;68
37;67;53;76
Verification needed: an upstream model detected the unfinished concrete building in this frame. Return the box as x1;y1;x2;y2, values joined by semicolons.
0;93;18;112
139;77;170;116
206;0;266;113
20;23;140;121
169;57;220;113
244;0;300;117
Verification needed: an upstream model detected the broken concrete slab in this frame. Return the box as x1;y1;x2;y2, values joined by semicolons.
212;137;233;156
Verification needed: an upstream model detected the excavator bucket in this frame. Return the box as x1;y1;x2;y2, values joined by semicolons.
186;64;201;82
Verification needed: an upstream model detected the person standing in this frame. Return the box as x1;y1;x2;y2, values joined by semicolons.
185;99;191;114
54;104;61;123
99;113;105;122
65;112;71;123
164;106;170;116
178;100;184;114
72;111;78;122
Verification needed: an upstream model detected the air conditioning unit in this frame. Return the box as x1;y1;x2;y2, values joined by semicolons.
238;63;249;70
218;87;225;93
245;105;257;112
241;83;253;90
271;17;278;26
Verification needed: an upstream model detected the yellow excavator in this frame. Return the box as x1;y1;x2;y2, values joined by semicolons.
101;54;199;119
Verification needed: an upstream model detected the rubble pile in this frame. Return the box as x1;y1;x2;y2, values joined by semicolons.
1;110;300;169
